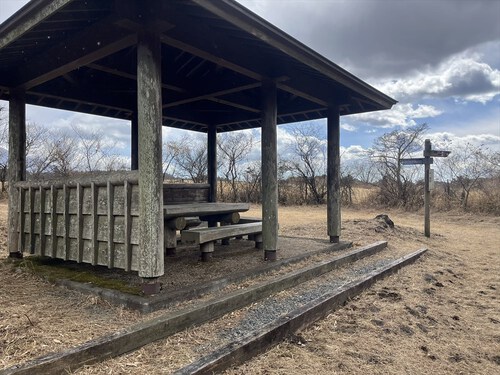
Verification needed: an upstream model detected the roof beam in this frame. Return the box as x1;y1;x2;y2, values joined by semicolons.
161;34;263;81
11;16;137;90
27;90;132;116
163;82;261;108
278;83;329;107
87;63;186;93
0;0;74;49
208;97;260;113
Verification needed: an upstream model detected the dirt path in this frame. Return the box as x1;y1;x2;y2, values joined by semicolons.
1;202;499;374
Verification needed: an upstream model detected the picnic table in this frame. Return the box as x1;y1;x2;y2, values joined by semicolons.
163;202;253;258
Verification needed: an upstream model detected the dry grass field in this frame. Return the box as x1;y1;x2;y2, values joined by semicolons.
0;201;499;374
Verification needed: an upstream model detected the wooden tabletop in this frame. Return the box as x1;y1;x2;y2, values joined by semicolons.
163;202;250;218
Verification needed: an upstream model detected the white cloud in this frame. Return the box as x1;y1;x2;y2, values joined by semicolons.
345;103;442;129
428;131;500;152
374;51;500;104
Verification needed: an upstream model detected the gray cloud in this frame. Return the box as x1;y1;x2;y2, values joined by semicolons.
238;0;500;79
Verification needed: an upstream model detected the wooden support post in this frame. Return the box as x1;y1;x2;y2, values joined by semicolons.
7;90;26;258
424;139;431;238
131;112;139;170
137;28;164;292
327;106;341;243
261;80;278;261
208;126;217;203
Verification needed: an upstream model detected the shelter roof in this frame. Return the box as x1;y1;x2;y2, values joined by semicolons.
0;0;397;132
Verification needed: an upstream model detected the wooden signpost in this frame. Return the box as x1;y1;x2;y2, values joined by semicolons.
401;139;450;237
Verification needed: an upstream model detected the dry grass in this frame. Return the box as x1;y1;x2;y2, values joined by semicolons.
0;201;499;374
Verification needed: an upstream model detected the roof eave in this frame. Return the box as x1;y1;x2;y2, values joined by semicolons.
0;0;75;50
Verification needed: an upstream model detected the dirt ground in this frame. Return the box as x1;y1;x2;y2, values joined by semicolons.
0;201;499;374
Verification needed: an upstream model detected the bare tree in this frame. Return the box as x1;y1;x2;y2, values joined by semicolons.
241;161;261;202
287;125;327;204
369;123;428;207
171;135;207;183
218;131;254;201
442;143;496;210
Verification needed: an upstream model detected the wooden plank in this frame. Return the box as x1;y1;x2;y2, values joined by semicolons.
91;182;98;266
163;183;210;204
14;170;139;189
124;181;132;272
39;187;46;256
163;203;249;218
182;223;261;244
107;181;115;269
175;248;428;375
28;187;35;254
77;183;84;263
18;188;25;253
63;184;70;260
50;185;57;257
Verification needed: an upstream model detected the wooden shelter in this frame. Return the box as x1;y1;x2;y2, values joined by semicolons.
0;0;396;292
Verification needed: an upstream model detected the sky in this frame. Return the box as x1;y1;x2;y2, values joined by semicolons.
0;0;499;164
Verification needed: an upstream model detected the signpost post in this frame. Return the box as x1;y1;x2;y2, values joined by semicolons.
401;139;450;238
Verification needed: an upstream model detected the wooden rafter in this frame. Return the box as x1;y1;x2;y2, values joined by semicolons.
86;63;186;93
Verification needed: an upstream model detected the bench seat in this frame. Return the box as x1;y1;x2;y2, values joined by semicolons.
181;222;263;261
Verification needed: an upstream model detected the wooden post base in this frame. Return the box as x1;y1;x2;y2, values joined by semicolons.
142;278;161;295
330;236;340;243
264;250;276;261
201;252;213;262
166;248;176;257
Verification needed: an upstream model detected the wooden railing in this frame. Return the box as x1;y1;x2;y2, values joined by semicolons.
15;172;140;271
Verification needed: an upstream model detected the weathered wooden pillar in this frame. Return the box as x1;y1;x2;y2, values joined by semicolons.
137;29;164;293
327;106;341;242
261;80;278;260
207;126;217;203
7;90;26;258
131;112;138;170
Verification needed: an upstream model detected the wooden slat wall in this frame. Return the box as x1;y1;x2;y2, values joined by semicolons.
15;174;141;272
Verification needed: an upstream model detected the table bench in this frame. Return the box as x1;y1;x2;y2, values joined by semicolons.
163;205;247;255
181;222;263;261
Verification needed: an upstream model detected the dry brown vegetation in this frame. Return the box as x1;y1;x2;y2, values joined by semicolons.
0;201;499;374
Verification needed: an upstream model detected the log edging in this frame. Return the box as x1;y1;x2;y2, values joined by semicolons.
0;241;388;374
174;248;428;375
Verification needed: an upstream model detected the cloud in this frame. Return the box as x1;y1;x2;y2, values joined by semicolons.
238;0;500;78
428;131;500;152
375;50;500;103
344;103;442;129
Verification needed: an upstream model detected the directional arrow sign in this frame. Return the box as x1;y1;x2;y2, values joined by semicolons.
427;150;451;157
401;157;433;165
